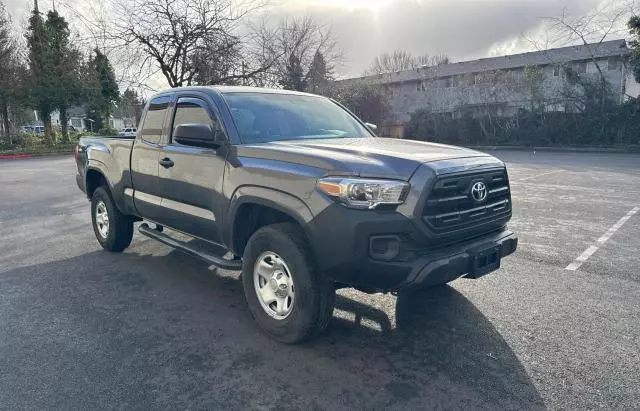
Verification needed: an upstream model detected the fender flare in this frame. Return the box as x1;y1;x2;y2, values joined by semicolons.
85;159;110;196
224;185;314;250
85;160;127;213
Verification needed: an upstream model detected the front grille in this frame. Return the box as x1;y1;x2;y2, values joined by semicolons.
423;169;511;233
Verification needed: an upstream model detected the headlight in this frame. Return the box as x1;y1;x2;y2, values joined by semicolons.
317;178;410;209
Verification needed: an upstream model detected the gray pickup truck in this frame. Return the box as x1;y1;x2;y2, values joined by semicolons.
75;86;517;343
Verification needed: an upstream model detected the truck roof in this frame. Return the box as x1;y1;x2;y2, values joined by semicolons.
152;85;322;99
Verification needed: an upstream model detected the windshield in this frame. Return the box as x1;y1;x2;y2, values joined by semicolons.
223;92;372;143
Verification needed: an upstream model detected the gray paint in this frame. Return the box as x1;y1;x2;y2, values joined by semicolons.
75;85;513;291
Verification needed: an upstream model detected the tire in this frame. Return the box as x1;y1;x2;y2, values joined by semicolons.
91;186;134;252
242;223;335;344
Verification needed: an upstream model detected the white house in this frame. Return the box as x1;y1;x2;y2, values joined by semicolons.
32;107;131;132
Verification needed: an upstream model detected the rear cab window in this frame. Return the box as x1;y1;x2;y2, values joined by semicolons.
140;95;171;144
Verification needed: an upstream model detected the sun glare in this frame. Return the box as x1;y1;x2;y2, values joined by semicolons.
294;0;393;11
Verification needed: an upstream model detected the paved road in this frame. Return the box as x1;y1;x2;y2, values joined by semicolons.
1;151;639;409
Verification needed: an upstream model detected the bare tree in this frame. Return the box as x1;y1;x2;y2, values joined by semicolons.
365;50;450;75
109;0;270;88
527;1;637;112
56;0;153;93
191;18;281;86
254;15;342;91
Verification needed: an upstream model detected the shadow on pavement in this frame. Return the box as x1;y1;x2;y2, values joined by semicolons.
0;246;545;410
326;287;544;409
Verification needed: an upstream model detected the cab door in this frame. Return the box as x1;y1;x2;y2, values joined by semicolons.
130;95;172;222
156;95;228;243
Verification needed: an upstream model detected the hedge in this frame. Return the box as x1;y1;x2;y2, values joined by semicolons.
404;99;640;147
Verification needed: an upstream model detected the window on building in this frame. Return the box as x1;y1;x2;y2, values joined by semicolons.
435;77;451;88
70;118;82;128
463;73;474;86
474;71;492;85
140;95;171;144
508;69;524;80
416;80;429;92
586;62;602;74
574;61;587;74
553;66;561;77
608;57;620;71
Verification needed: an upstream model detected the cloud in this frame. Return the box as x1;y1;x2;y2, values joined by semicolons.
286;0;607;77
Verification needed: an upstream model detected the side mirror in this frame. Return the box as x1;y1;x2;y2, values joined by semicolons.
173;123;223;148
365;122;378;133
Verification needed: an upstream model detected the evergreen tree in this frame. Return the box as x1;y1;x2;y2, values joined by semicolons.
26;0;55;144
86;49;119;131
119;88;142;125
0;2;21;144
279;54;305;92
305;51;330;93
45;9;82;141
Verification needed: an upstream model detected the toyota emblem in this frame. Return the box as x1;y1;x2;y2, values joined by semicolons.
471;181;487;202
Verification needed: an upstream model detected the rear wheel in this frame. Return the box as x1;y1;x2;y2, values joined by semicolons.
242;223;335;344
91;186;134;252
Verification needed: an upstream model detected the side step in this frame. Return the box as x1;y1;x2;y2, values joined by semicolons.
138;223;243;270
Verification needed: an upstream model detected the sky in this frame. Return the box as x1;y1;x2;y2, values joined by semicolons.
3;0;633;82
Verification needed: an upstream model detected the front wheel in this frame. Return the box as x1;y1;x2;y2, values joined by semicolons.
242;223;335;344
91;186;134;252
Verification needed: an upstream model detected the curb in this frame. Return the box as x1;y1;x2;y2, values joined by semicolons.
0;154;32;160
0;151;74;159
29;151;74;158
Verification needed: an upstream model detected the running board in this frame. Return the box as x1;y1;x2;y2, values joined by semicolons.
138;223;242;270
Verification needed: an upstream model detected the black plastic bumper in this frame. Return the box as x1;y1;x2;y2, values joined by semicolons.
395;230;517;290
307;204;517;292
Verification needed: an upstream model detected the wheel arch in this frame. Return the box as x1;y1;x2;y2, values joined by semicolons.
84;162;129;214
85;167;109;199
226;187;314;257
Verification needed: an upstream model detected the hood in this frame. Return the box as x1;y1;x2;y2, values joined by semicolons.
236;138;496;180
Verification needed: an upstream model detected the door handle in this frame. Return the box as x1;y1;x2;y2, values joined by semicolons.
159;157;174;168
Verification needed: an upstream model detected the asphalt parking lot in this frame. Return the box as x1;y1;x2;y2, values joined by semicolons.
1;151;639;410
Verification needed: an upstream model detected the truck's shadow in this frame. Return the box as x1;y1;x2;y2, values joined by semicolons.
0;242;545;409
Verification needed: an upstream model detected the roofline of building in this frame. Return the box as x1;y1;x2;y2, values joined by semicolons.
337;39;629;86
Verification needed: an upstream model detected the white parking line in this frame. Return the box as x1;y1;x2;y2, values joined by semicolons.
515;170;563;182
565;206;640;271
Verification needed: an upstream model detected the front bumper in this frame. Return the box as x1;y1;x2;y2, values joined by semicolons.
306;204;517;292
396;229;517;290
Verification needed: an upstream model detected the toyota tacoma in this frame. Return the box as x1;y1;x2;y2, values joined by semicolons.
75;86;517;343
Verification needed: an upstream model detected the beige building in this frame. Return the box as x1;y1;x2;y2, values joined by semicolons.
338;40;639;137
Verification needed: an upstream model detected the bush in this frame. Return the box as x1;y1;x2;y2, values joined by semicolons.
0;130;93;154
404;99;640;147
97;127;119;136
